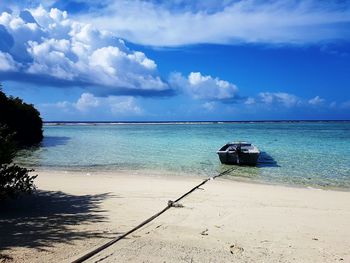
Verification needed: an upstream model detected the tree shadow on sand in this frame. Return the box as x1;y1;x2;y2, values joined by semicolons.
0;190;116;256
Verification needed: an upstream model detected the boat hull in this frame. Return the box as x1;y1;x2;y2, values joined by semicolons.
217;142;260;166
217;151;259;166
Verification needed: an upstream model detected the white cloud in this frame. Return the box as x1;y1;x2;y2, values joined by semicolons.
26;38;76;80
78;0;350;46
308;96;325;106
170;71;238;101
258;92;300;107
0;51;18;71
244;92;339;109
202;102;216;111
75;92;100;112
108;96;142;115
244;97;256;105
0;6;169;94
43;93;143;115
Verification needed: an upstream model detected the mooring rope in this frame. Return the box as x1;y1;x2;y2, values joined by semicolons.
71;167;236;263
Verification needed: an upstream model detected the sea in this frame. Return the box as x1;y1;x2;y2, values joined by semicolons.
16;121;350;189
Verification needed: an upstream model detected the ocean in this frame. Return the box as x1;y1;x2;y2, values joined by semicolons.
16;121;350;189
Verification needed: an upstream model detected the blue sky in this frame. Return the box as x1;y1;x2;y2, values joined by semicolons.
0;0;350;121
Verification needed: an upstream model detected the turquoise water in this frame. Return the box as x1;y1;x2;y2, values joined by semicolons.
17;122;350;189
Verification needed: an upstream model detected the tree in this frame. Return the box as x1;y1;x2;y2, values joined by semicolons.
0;126;37;199
0;84;41;199
0;86;43;146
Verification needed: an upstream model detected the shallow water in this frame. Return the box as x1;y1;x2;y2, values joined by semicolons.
16;122;350;189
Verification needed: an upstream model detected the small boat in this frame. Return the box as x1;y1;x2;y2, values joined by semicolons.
217;142;260;166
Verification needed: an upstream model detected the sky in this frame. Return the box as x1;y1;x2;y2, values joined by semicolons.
0;0;350;121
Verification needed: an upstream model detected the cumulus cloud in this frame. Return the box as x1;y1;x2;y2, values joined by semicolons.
75;92;99;111
258;92;300;107
308;96;325;106
74;0;350;46
244;97;256;105
43;93;143;115
243;92;339;110
170;72;239;101
202;102;216;111
0;6;170;96
108;96;142;115
0;51;18;71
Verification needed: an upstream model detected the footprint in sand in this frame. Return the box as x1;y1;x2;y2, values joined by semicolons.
230;244;244;255
200;229;209;236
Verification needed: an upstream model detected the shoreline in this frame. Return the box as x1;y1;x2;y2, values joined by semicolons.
32;167;350;192
1;170;350;262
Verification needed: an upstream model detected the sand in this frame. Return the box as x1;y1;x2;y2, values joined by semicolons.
1;170;350;263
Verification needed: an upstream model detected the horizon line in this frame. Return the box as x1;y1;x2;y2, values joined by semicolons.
43;120;350;124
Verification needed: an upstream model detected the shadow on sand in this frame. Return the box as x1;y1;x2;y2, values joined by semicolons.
0;190;115;257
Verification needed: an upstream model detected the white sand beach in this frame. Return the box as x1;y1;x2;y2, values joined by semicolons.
1;170;350;263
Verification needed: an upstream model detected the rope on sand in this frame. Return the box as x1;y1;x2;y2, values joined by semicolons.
71;167;236;263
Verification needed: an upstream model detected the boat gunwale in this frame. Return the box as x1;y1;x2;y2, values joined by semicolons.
217;142;260;154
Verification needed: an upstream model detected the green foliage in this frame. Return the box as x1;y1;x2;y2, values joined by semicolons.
0;84;41;199
0;126;16;164
0;87;43;146
0;164;37;200
0;126;37;199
